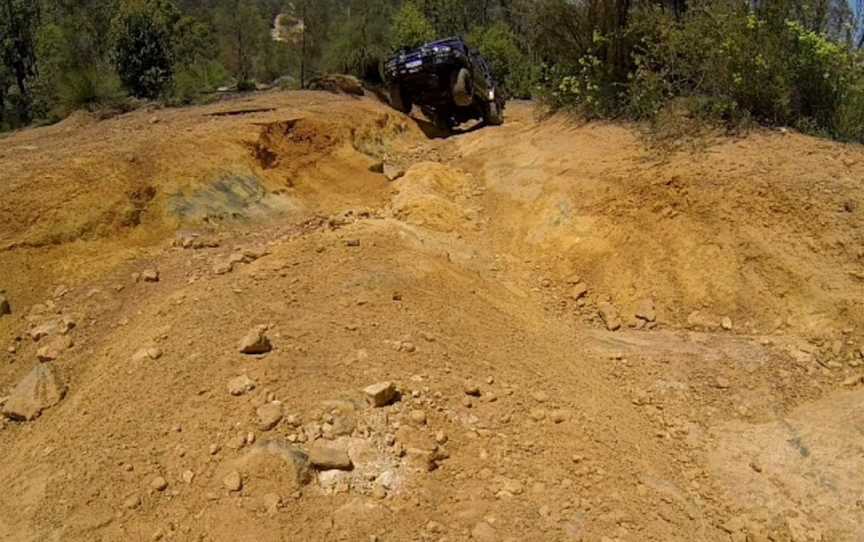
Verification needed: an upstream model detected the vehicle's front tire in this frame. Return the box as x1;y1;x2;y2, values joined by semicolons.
433;112;453;133
483;100;504;126
452;68;473;107
389;84;412;114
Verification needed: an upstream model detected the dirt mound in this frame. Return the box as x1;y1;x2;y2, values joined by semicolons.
1;92;864;542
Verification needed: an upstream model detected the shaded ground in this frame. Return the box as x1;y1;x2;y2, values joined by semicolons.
1;91;863;541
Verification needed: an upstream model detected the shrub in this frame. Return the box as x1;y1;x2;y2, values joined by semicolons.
469;21;536;99
390;2;435;51
111;0;180;99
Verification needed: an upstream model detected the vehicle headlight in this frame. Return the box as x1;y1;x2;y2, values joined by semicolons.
432;45;451;53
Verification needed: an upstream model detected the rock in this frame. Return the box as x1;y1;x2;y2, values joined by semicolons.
842;375;864;387
435;431;448;445
570;283;589;301
471;521;497;542
307;74;365;96
36;335;73;362
181;470;195;484
257;402;283;431
123;495;141;510
721;317;733;331
364;381;398;407
239;326;272;355
309;442;353;470
2;365;67;421
141;270;160;283
529;408;546;421
598;302;622;331
634;298;657;322
223;470;243;492
369;161;385;174
715;376;731;389
383;163;405;182
132;347;163;362
150;476;168;492
0;294;10;316
409;410;427;425
213;260;233;275
29;321;57;342
550;409;570;423
464;382;481;396
227;375;256;396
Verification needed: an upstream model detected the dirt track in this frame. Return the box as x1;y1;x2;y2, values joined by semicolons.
1;91;863;541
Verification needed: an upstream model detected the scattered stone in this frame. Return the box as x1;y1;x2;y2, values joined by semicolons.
383;163;405;182
345;239;361;247
409;409;427;425
223;470;243;492
550;409;570;424
181;470;195;484
227;375;256;396
570;283;589;301
715;376;731;389
364;381;398;407
464;382;481;397
842;375;864;387
141;270;160;283
0;294;10;317
123;495;141;509
462;397;473;408
471;521;497;542
257;402;283;431
150;476;168;492
598;302;622;331
239;326;272;355
721;317;733;331
213;260;233;275
2;365;67;421
435;431;448;445
371;484;387;499
369;161;385;174
309;442;353;470
132;347;163;362
531;390;549;403
530;408;547;421
36;335;73;362
29;322;57;342
634;298;657;322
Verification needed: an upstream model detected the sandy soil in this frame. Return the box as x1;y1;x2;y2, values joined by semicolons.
1;90;863;542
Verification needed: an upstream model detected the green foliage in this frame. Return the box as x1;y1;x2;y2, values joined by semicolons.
324;0;391;80
469;21;536;99
537;0;864;142
56;66;126;114
111;0;180;99
390;2;436;51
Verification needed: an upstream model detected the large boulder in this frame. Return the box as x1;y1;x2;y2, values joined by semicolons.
2;365;67;421
307;74;365;96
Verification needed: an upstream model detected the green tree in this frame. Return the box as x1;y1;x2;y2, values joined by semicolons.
215;0;268;85
390;2;436;50
0;0;41;122
325;0;391;79
111;0;180;99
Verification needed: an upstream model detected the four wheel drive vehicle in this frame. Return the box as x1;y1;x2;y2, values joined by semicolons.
384;37;506;131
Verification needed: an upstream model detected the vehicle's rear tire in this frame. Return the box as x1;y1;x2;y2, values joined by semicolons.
484;100;504;126
389;84;412;114
452;68;473;107
433;112;453;133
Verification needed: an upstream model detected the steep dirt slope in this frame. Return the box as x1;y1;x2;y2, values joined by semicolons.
1;92;863;542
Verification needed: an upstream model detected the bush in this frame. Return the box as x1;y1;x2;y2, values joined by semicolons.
390;2;435;51
56;67;127;114
111;0;180;99
469;22;536;99
539;0;864;142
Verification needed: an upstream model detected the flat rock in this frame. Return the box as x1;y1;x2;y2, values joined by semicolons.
257;402;283;431
2;365;67;421
223;470;243;491
598;302;622;331
309;441;353;470
36;335;73;362
227;375;256;396
132;347;163;362
141;270;160;283
383;164;405;182
364;381;398;407
239;326;272;355
634;298;657;322
570;283;589;301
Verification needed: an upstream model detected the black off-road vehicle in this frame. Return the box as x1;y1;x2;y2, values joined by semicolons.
384;37;505;131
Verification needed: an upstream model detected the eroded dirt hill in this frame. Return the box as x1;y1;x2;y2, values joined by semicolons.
1;91;863;542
